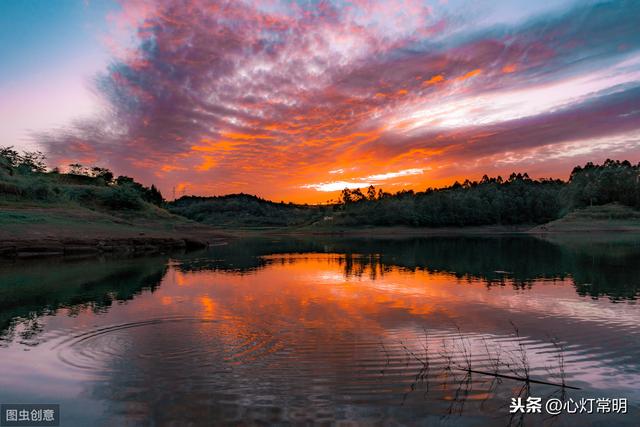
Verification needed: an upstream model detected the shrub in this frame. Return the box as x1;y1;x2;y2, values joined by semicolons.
62;186;99;204
25;180;54;200
0;181;21;197
98;186;143;210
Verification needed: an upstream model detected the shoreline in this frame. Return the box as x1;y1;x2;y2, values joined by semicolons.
0;205;231;258
3;203;640;258
4;221;640;259
272;224;534;237
0;236;220;259
208;219;640;238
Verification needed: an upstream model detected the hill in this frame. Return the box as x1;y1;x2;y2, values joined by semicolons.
0;148;226;256
168;193;328;227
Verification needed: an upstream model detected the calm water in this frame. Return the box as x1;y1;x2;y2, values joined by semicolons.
1;235;639;426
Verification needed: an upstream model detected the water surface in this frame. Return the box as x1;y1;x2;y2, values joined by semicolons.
1;235;639;426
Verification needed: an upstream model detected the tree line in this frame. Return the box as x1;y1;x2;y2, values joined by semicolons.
3;145;639;227
169;159;640;228
335;160;640;226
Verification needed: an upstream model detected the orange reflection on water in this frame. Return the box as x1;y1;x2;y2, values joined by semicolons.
154;253;584;343
3;250;639;424
199;295;217;316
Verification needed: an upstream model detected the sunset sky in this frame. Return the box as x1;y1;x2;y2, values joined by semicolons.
1;0;639;202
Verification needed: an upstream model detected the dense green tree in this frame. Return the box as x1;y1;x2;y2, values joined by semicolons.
116;175;164;206
0;147;20;170
562;159;640;209
366;185;376;201
340;188;353;204
68;163;88;176
91;167;114;183
17;151;47;173
0;147;46;174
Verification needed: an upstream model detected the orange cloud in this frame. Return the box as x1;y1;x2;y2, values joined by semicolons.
160;164;186;172
502;64;517;73
191;139;241;152
222;132;275;140
457;68;482;81
422;74;444;86
175;182;191;195
196;155;217;171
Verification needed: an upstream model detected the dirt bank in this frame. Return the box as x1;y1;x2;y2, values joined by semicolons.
0;205;230;258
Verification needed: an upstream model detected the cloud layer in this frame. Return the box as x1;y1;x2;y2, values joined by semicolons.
37;0;640;201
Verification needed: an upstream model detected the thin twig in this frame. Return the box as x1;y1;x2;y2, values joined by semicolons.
455;368;580;390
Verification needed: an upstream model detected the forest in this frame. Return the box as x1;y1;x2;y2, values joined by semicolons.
169;160;640;227
169;194;325;227
332;160;640;227
1;145;639;228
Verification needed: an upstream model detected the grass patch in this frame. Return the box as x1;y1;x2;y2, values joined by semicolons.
531;203;640;233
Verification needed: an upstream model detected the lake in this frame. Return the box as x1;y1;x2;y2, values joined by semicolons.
1;235;639;426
